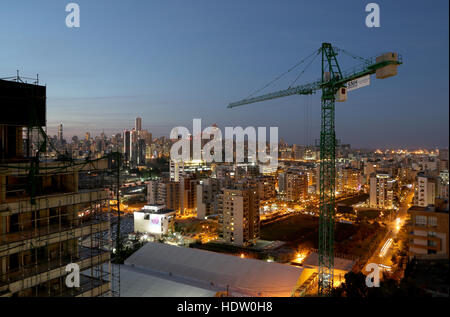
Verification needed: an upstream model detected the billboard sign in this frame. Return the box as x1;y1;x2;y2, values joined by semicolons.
346;75;370;91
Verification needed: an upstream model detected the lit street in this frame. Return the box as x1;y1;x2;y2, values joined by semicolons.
363;191;414;276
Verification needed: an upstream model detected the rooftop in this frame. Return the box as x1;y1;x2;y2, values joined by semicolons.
137;208;175;215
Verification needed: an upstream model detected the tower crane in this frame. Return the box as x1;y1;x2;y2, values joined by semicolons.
227;42;402;295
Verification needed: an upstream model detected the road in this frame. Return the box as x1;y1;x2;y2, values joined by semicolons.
362;191;414;276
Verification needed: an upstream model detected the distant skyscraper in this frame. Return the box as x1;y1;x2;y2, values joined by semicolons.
135;117;142;131
130;129;138;165
137;138;146;165
57;123;63;142
123;129;131;163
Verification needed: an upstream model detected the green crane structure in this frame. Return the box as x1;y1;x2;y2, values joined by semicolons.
227;42;402;295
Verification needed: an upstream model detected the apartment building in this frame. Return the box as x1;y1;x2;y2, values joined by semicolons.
369;173;395;209
407;199;449;259
197;177;234;220
341;168;362;193
197;178;220;220
147;179;167;205
256;175;277;201
218;188;260;247
413;172;436;207
180;175;198;215
286;172;308;202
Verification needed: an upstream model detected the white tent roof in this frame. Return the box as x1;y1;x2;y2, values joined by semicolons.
120;265;218;297
124;242;304;297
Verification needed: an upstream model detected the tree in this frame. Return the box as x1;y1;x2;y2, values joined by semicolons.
332;269;429;297
331;272;369;297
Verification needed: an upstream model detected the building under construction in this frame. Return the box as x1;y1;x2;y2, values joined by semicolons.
0;75;119;297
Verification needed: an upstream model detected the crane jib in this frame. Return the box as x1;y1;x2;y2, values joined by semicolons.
228;56;401;109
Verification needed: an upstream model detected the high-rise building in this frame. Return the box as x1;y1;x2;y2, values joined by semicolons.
218;187;260;247
293;144;306;160
137;139;146;166
286;172;308;202
256;175;277;201
135;117;142;132
147;179;167;205
413;173;436;207
139;130;152;147
197;177;234;220
130;129;138;166
278;170;308;201
196;178;220;219
342;168;362;193
369;173;395;209
180;175;198;215
123;129;131;163
165;181;180;212
278;171;287;194
57;123;63;143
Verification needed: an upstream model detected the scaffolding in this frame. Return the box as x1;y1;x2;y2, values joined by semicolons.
0;74;120;297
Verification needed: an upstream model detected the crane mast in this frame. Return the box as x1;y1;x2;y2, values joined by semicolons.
227;42;402;296
318;43;342;295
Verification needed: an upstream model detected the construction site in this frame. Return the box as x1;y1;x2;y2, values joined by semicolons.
0;75;119;297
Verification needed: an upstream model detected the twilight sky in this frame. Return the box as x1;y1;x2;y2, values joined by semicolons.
0;0;448;149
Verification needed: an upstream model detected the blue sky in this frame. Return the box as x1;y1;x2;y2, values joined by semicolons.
0;0;448;149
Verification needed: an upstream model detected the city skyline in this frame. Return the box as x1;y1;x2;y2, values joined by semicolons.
1;0;448;149
48;119;448;152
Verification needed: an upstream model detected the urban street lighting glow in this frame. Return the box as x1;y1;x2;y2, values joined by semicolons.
379;238;393;258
